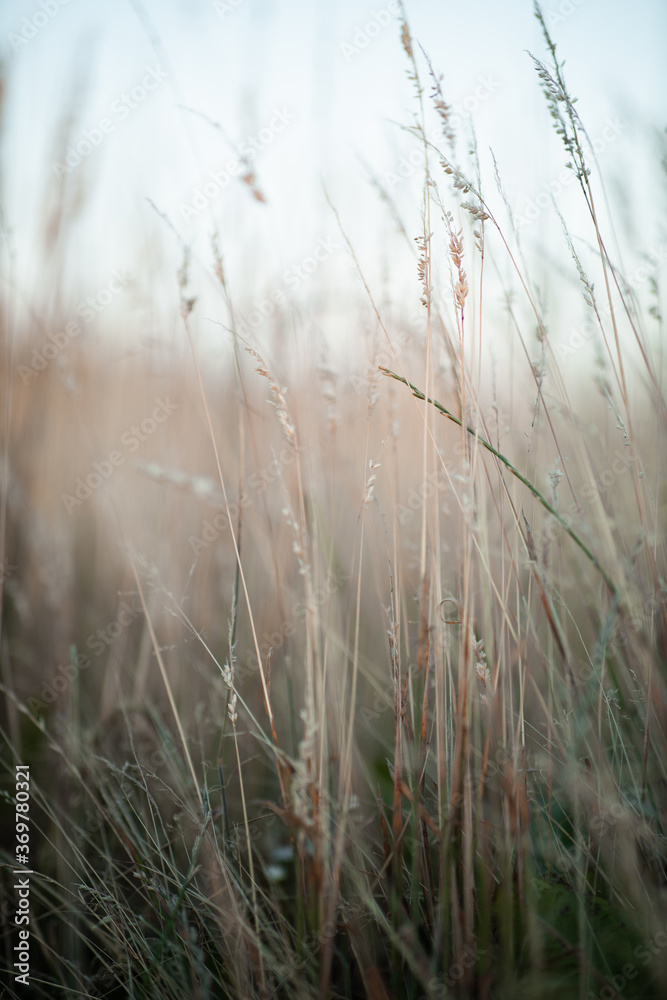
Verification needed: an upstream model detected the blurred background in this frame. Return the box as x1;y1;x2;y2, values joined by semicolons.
0;0;665;715
0;0;665;359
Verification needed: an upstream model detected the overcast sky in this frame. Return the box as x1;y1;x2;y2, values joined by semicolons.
1;0;665;360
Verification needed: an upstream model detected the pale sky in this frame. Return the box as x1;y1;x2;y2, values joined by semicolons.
1;0;665;361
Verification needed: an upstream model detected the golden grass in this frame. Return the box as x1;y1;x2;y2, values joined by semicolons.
1;7;666;999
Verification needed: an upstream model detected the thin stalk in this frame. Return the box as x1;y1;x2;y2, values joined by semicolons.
380;367;618;598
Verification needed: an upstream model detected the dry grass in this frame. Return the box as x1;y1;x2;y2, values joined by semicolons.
1;7;666;999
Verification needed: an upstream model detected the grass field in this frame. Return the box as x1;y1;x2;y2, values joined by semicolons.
1;5;666;998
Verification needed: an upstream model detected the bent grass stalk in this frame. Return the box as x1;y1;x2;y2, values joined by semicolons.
379;366;618;599
124;529;204;813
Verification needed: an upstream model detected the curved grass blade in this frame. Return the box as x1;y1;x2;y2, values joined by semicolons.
379;366;617;598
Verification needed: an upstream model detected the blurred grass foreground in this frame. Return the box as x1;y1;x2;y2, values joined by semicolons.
1;5;667;999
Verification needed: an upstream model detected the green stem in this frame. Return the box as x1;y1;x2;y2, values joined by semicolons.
380;367;617;598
